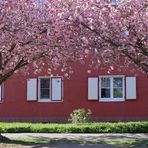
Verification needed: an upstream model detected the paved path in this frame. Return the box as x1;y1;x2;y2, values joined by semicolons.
3;133;148;141
1;133;148;148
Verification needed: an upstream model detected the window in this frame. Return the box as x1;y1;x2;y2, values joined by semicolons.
88;76;136;102
99;76;124;102
101;77;111;98
38;77;63;102
113;77;123;98
40;78;50;100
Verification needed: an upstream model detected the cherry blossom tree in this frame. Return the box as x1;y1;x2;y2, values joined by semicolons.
64;0;148;73
0;0;147;87
0;0;87;85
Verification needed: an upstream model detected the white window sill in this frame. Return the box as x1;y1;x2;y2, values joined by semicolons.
38;99;50;102
38;99;63;103
99;98;125;102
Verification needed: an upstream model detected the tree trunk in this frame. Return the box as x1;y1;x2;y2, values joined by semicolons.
0;134;10;142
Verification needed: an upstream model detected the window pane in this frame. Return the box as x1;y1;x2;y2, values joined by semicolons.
101;78;110;87
40;89;50;98
113;88;123;98
101;88;110;98
113;77;123;87
41;78;50;88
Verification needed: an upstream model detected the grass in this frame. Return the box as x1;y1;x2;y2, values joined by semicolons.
1;137;148;147
0;121;148;133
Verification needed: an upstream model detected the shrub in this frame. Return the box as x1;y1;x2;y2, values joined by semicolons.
68;108;92;124
0;122;148;133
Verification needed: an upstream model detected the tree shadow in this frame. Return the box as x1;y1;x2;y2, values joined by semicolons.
0;137;148;148
0;138;120;148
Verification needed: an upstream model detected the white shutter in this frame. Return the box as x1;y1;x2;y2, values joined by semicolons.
27;79;37;101
126;77;136;100
51;77;62;101
88;77;98;100
0;85;2;101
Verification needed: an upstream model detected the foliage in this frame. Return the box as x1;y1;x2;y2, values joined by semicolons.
0;122;148;133
0;0;147;84
0;0;85;83
68;108;92;123
70;0;148;73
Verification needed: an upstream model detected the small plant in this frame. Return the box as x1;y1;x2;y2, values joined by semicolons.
69;108;92;124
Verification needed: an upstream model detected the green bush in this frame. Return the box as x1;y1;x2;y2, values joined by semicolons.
68;108;92;123
0;121;148;133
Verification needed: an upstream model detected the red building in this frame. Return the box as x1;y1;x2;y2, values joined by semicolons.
0;0;147;122
0;61;148;122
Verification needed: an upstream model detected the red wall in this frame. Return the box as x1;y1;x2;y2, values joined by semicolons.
0;62;148;121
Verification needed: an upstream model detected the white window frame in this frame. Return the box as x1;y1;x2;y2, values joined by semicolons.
99;75;125;102
38;76;63;102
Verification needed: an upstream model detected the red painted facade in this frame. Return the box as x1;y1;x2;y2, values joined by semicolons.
0;62;148;122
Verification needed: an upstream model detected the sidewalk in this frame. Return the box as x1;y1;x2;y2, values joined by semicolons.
1;133;148;148
3;133;148;141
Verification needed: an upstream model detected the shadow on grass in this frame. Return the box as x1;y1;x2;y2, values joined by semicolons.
105;139;148;147
0;138;107;148
0;138;148;148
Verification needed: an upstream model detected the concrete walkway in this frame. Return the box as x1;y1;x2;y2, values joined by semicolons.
1;133;148;148
2;133;148;141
